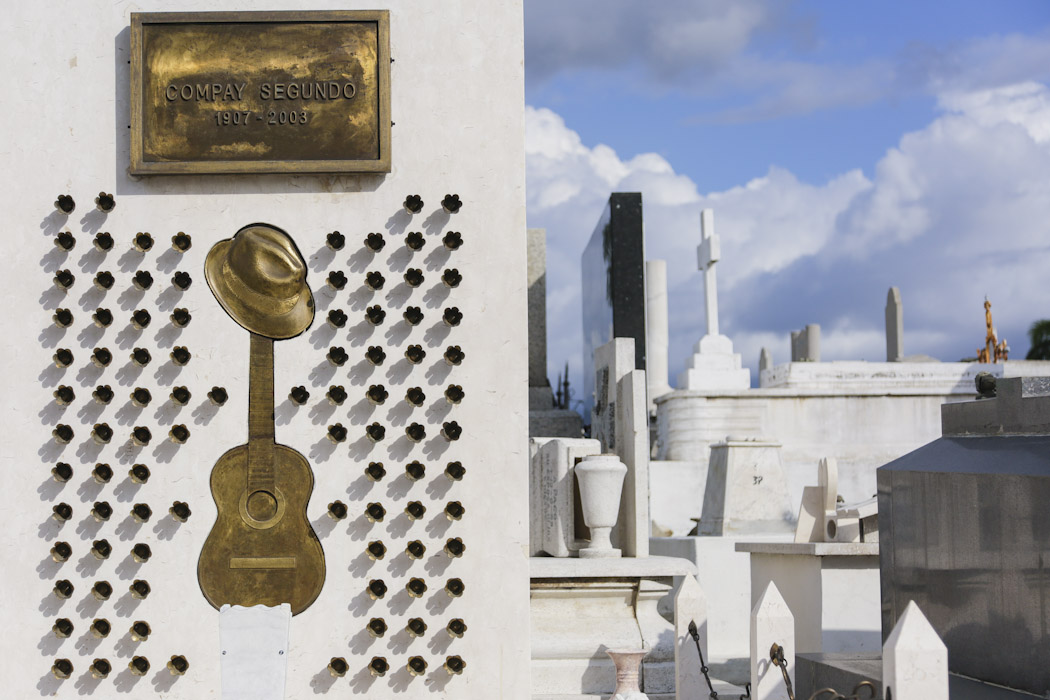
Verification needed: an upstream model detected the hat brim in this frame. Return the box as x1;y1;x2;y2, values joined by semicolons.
204;233;314;340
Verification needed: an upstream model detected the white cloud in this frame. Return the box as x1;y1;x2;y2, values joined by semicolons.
526;82;1050;395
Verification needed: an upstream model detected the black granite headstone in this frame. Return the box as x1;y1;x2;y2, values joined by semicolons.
580;192;646;424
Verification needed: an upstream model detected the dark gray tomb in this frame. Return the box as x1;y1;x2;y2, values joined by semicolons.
878;376;1050;697
580;192;646;424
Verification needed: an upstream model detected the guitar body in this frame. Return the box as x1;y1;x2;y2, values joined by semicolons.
198;442;325;615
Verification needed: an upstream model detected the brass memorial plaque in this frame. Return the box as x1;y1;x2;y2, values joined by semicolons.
130;11;390;175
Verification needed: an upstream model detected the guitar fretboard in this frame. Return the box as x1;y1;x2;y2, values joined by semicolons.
247;333;276;492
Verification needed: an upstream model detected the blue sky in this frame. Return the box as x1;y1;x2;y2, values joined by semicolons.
522;0;1050;398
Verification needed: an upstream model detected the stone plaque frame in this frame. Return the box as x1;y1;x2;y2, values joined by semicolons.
130;11;391;175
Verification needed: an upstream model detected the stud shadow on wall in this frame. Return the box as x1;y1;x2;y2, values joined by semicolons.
421;209;450;235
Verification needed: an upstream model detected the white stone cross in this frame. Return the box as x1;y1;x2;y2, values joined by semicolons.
697;209;720;337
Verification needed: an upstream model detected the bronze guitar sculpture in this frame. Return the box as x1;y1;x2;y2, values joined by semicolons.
198;223;325;615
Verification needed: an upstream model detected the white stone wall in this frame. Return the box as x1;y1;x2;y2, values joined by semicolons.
3;2;528;698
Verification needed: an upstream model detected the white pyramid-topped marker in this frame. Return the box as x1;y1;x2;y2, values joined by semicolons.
750;581;794;700
883;601;947;700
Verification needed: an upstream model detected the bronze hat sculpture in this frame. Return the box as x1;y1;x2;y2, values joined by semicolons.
205;223;314;339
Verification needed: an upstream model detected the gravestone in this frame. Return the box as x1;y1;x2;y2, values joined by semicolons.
592;338;650;557
528;229;583;437
678;209;750;390
791;324;821;362
528;437;601;556
4;3;530;699
699;437;793;536
646;259;673;408
581;193;646;421
885;287;903;362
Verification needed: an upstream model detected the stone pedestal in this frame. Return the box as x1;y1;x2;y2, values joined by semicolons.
677;334;751;391
699;438;793;537
530;557;698;700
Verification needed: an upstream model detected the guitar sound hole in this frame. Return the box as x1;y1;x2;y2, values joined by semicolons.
247;490;279;521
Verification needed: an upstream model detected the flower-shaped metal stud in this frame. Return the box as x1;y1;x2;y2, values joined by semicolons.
132;543;152;562
92;581;113;601
327;423;347;444
167;656;188;675
170;502;192;522
208;387;228;406
170;346;191;366
328;658;348;678
53;269;75;290
367;617;388;638
172;271;192;290
365;345;387;365
91;423;113;445
365;232;386;251
53;385;75;405
365;270;385;290
444;656;466;676
50;541;72;562
54;194;75;214
446;581;466;600
326;385;347;405
444;537;466;558
129;656;150;676
366;384;389;405
365;502;386;523
327;501;348;520
93;232;113;252
369;657;389;678
171;232;192;252
407;656;428;676
133;232;154;253
441;194;462;214
90;658;112;679
91;501;113;521
441;268;462;288
406;387;426;407
171;308;192;327
131;426;152;446
326;308;347;329
129;464;151;484
443;231;463;250
52;618;74;638
367;579;387;600
405;344;426;364
89;463;111;482
93;271;114;291
403;194;424;214
445;461;466;481
442;421;462;441
404;501;426;520
131;504;152;523
445;385;465;404
404;268;424;287
403;306;424;326
52;424;74;444
444;501;465;521
170;386;191;406
407;618;428;637
365;422;386;442
55;231;76;251
326;231;345;251
53;579;75;598
406;578;427;598
95;192;115;213
90;539;112;560
405;540;426;559
52;348;73;368
52;503;73;522
366;542;387;562
131;309;151;329
327;346;348;367
365;462;386;481
405;231;425;250
133;270;153;291
169;424;190;444
365;305;386;325
327;270;347;291
93;307;114;328
51;462;74;482
405;423;426;442
289;385;310;405
130;580;151;599
405;460;426;481
443;307;463;327
51;658;73;680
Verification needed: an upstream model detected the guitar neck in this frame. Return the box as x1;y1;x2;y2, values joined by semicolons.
247;333;276;490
